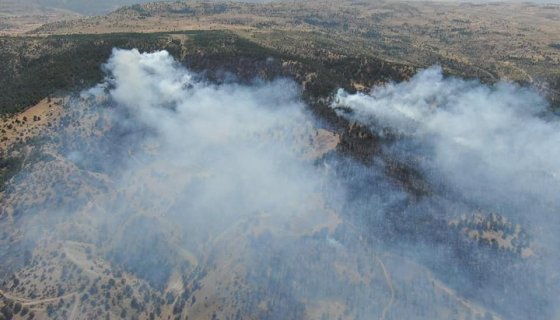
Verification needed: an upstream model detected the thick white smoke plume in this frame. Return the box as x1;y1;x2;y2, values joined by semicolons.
333;66;560;220
333;66;560;317
4;50;560;319
89;48;333;241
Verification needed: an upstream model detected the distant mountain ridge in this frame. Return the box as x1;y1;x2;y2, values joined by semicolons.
39;0;155;15
0;0;153;16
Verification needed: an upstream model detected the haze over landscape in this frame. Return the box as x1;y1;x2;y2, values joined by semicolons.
1;0;560;319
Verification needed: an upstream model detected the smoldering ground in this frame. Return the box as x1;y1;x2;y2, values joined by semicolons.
0;50;558;319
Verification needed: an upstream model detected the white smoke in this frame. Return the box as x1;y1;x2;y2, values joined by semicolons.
333;66;560;219
5;50;560;319
332;66;560;316
51;53;560;320
94;49;333;235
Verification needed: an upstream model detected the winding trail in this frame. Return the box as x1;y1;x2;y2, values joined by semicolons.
21;292;76;306
0;289;32;303
68;296;80;320
0;289;76;306
344;221;396;320
375;256;395;320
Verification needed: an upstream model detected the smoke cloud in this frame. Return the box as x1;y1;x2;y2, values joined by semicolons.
2;51;559;319
332;66;560;319
334;66;559;213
